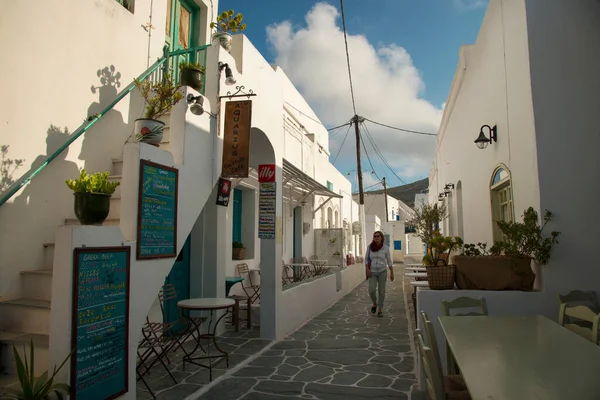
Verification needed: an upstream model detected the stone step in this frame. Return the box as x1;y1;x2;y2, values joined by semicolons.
20;269;53;302
0;331;49;376
108;196;121;219
0;299;50;336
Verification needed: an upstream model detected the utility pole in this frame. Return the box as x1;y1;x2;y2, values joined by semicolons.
383;177;388;222
354;115;364;205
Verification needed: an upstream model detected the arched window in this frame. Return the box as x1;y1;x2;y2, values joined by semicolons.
334;210;339;228
490;166;514;240
327;207;333;229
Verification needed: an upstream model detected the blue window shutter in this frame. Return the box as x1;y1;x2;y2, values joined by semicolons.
232;189;242;242
394;240;402;250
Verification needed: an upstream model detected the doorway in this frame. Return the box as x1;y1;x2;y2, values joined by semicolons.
163;235;191;334
293;206;303;260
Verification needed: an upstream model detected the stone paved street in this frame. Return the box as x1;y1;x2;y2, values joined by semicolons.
192;267;417;400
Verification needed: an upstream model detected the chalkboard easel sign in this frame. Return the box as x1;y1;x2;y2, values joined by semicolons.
137;159;179;259
71;246;130;400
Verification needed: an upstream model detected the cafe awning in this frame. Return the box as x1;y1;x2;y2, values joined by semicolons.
282;159;342;210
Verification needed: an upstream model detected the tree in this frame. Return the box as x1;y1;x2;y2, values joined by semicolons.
407;202;448;249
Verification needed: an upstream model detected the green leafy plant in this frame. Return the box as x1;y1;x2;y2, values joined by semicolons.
423;234;463;266
210;10;247;34
489;207;560;266
232;241;245;249
134;74;183;120
3;340;74;400
66;170;120;195
407;203;448;251
461;242;490;256
178;61;206;73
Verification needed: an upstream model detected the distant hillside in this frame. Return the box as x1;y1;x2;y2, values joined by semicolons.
365;178;429;208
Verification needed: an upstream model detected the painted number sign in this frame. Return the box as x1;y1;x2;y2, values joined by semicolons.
71;246;130;400
137;159;179;259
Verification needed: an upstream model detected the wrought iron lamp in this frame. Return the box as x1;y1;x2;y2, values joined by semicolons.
218;62;236;85
444;183;454;190
474;124;497;149
186;94;204;116
438;191;450;202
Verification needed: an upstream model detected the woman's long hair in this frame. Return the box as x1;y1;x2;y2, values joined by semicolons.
370;230;385;253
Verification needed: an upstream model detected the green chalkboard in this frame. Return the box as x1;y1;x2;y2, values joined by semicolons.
71;246;130;400
137;159;179;259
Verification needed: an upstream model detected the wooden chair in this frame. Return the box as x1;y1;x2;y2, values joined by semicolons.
558;290;600;326
421;312;468;390
441;297;488;374
415;329;471;400
558;304;600;344
236;263;260;303
227;294;252;331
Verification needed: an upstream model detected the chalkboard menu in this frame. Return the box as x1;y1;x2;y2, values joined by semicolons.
137;159;179;259
71;247;130;400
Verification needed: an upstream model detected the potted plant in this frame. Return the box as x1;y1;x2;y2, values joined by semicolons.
232;241;246;260
179;61;206;92
3;340;73;400
210;10;247;52
407;202;448;258
133;73;183;147
422;234;463;290
453;207;560;291
66;170;120;225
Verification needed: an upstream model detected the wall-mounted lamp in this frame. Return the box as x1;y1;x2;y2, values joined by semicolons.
444;183;454;190
438;191;450;202
474;124;497;149
218;62;236;85
186;93;204;116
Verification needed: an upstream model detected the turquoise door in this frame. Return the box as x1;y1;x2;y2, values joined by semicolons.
165;0;200;83
164;236;191;334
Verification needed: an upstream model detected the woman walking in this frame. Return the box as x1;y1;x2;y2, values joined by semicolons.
365;230;394;317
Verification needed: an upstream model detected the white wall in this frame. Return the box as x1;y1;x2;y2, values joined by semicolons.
429;0;538;246
525;0;600;293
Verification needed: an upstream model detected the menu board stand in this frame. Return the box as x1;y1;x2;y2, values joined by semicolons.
137;159;179;259
71;246;130;400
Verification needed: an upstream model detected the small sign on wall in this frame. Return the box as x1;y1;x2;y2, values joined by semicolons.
258;164;276;239
216;178;232;207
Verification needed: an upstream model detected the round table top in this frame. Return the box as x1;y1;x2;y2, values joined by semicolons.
177;298;235;310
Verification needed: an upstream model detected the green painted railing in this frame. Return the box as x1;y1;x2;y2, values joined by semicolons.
0;44;210;207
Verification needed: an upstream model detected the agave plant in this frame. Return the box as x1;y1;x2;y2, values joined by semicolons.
2;340;73;400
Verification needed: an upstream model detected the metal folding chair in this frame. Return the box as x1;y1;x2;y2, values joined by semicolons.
236;263;261;302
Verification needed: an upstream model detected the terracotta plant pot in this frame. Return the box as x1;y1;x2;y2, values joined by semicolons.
232;247;246;260
180;68;205;92
453;255;535;291
74;192;111;225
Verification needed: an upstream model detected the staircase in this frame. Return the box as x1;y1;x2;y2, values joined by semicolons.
0;116;173;379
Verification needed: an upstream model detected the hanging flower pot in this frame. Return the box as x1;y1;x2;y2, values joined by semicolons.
179;61;206;92
212;32;233;52
210;10;246;53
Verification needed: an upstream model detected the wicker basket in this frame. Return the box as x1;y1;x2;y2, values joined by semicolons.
426;260;456;290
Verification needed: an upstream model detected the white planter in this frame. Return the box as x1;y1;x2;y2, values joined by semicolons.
212;32;233;52
134;118;164;147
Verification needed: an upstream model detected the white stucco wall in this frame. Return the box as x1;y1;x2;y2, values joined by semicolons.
429;0;538;246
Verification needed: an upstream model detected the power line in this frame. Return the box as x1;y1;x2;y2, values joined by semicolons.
362;121;408;185
327;121;352;131
363;117;437;137
358;128;381;181
284;101;324;126
339;0;357;116
332;123;352;164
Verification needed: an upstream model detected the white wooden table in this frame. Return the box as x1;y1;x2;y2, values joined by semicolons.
177;298;235;381
405;272;427;278
439;315;600;400
405;266;426;272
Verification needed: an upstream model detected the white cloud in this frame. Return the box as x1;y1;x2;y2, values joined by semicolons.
266;3;442;185
454;0;488;10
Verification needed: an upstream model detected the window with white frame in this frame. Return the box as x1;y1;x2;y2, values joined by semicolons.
490;166;514;241
116;0;134;13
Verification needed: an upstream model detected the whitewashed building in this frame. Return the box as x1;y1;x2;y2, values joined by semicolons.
420;0;600;381
0;0;365;396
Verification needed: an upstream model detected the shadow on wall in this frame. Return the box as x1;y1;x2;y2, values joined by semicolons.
0;145;25;195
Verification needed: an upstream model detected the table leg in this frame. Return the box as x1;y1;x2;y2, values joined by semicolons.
182;307;231;381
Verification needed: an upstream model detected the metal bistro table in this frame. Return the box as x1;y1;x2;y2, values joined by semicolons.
177;298;235;381
439;315;600;400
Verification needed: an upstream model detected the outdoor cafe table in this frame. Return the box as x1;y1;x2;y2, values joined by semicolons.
438;315;600;400
310;259;328;275
177;298;235;381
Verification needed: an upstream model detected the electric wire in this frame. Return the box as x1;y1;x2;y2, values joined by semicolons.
363;117;437;137
339;0;357;116
358;129;381;181
332;123;352;164
362;121;408;185
327;121;352;131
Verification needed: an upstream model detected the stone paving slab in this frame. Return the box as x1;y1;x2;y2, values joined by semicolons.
193;266;416;400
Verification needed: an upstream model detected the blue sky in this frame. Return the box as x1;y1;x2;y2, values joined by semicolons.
218;0;488;189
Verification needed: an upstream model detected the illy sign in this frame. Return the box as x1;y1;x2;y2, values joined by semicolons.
258;164;276;182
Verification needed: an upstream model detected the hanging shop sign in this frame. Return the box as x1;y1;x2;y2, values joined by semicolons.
216;178;232;207
222;100;252;178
